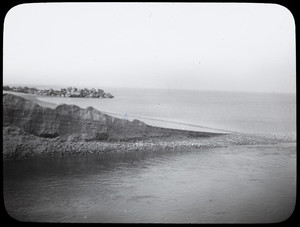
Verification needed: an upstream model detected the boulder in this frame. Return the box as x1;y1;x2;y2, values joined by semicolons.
104;93;114;98
97;89;104;94
3;86;11;91
3;86;114;99
70;91;81;97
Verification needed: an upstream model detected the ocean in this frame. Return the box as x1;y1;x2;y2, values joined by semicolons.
3;88;296;223
35;87;296;134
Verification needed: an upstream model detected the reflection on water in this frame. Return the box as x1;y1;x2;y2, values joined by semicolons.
3;143;296;223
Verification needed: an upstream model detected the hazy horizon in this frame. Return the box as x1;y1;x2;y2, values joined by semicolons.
3;82;296;95
3;3;296;94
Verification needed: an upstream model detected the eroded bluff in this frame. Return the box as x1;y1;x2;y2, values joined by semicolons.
3;93;219;141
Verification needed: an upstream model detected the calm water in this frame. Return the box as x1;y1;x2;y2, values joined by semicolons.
3;88;296;223
37;87;296;134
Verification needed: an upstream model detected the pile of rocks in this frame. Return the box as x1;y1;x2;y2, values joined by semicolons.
3;85;114;98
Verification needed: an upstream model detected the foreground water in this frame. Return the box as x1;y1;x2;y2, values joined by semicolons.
3;143;296;223
3;88;296;223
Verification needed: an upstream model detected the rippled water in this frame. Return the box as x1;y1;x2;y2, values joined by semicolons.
3;143;296;223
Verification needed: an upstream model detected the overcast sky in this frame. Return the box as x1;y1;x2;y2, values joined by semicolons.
3;3;296;93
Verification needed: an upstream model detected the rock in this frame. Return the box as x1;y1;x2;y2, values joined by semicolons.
70;91;81;97
3;85;114;99
3;85;11;91
104;93;114;98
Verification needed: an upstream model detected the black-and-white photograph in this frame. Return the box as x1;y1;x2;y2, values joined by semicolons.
3;2;296;223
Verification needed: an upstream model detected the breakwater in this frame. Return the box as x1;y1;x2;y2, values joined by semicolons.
3;85;114;98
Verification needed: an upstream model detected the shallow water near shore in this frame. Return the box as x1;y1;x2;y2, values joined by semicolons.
3;142;296;223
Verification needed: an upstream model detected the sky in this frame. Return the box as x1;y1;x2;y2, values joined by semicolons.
3;3;296;93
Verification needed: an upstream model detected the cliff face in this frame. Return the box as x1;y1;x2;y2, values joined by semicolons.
3;94;220;141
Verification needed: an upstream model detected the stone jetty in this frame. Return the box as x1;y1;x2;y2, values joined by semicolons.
3;85;114;98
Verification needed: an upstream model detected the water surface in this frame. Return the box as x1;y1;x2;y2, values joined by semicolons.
37;88;296;134
4;143;296;223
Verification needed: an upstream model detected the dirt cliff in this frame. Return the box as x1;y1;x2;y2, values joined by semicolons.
3;93;220;142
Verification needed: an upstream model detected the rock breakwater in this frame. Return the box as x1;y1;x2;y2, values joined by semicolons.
3;85;114;98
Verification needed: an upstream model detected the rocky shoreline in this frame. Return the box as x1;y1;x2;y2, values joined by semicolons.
3;125;295;160
3;85;114;98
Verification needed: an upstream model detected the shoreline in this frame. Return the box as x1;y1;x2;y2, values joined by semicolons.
3;92;227;160
3;124;295;160
4;90;229;133
3;92;296;160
